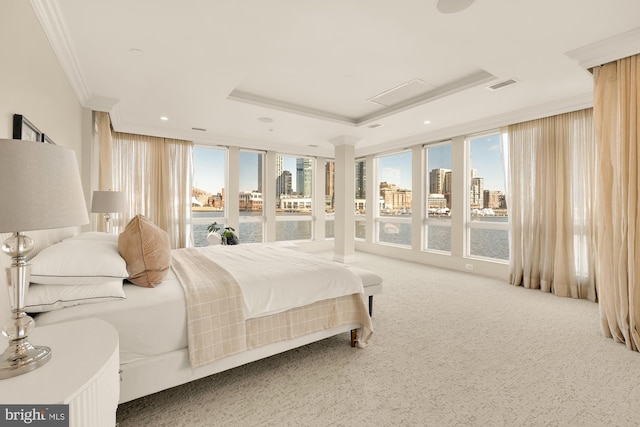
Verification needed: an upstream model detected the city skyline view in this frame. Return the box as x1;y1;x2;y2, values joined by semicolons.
193;134;507;198
193;147;302;195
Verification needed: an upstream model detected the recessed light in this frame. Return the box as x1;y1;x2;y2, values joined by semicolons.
424;120;431;124
258;117;274;123
160;116;168;121
437;0;475;14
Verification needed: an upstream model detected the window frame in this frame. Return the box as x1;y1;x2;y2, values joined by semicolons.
191;145;228;247
238;149;266;243
374;150;412;248
464;130;509;263
275;153;315;242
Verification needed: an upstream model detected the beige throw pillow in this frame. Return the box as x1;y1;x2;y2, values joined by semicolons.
118;215;171;287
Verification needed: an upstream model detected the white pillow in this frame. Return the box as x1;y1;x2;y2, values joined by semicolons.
25;280;126;313
30;239;128;285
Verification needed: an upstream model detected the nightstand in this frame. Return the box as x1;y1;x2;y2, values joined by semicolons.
0;318;119;427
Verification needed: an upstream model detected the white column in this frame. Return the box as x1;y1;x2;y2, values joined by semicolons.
450;136;465;257
227;146;240;231
330;135;359;263
264;150;277;242
314;157;327;241
411;145;424;251
365;154;376;243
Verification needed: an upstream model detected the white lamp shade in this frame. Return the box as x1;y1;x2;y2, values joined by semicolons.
91;191;126;213
0;139;89;233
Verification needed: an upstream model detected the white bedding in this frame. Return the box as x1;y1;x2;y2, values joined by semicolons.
180;244;365;318
34;244;367;365
35;271;186;364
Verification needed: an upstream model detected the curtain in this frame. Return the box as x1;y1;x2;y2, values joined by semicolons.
593;54;640;350
508;108;596;301
96;112;114;232
110;131;193;249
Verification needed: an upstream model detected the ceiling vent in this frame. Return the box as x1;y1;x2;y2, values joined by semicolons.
367;123;383;129
368;79;435;107
487;79;518;91
191;127;207;132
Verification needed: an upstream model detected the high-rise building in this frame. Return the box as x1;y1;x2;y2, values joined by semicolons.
380;182;412;211
325;161;335;211
429;168;451;194
483;190;506;209
275;155;285;197
471;177;484;207
355;160;366;199
277;170;292;196
444;171;452;195
296;158;312;197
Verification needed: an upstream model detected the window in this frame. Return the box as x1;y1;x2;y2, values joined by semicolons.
425;142;452;253
239;150;264;243
325;160;335;239
466;133;509;261
192;146;226;247
276;154;313;241
376;151;412;247
355;159;366;240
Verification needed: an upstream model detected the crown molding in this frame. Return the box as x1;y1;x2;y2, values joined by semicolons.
30;0;91;105
565;27;640;69
85;96;120;113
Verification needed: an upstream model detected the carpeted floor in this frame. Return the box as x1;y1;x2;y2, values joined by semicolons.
116;252;640;426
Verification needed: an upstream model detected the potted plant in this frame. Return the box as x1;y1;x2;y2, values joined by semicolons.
207;222;239;245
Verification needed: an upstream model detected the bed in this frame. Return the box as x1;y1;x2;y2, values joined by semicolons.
2;216;377;403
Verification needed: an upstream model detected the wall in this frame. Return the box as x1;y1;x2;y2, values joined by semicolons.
0;1;89;321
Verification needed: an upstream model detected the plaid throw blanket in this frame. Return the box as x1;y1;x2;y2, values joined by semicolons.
171;248;247;368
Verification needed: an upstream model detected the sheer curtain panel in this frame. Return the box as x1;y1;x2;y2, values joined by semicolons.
96;112;115;232
593;54;640;351
508;109;596;301
110;131;193;248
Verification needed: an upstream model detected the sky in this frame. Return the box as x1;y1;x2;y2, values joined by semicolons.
193;147;298;194
469;134;506;192
378;136;505;193
192;147;225;194
426;135;506;192
193;134;506;195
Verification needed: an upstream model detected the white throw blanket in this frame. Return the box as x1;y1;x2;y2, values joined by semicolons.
192;244;365;319
171;244;369;367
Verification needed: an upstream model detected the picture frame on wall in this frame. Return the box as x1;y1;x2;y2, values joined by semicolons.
42;134;56;145
12;114;42;142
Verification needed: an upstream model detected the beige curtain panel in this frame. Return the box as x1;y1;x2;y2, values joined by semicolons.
593;54;640;351
109;130;193;249
96;112;114;233
508;108;596;301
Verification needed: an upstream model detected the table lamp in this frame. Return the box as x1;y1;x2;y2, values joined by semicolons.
91;190;125;233
0;139;89;379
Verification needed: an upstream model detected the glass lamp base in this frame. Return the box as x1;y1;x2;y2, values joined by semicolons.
0;338;51;379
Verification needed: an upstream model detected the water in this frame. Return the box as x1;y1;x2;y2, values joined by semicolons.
193;211;330;245
192;211;509;261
